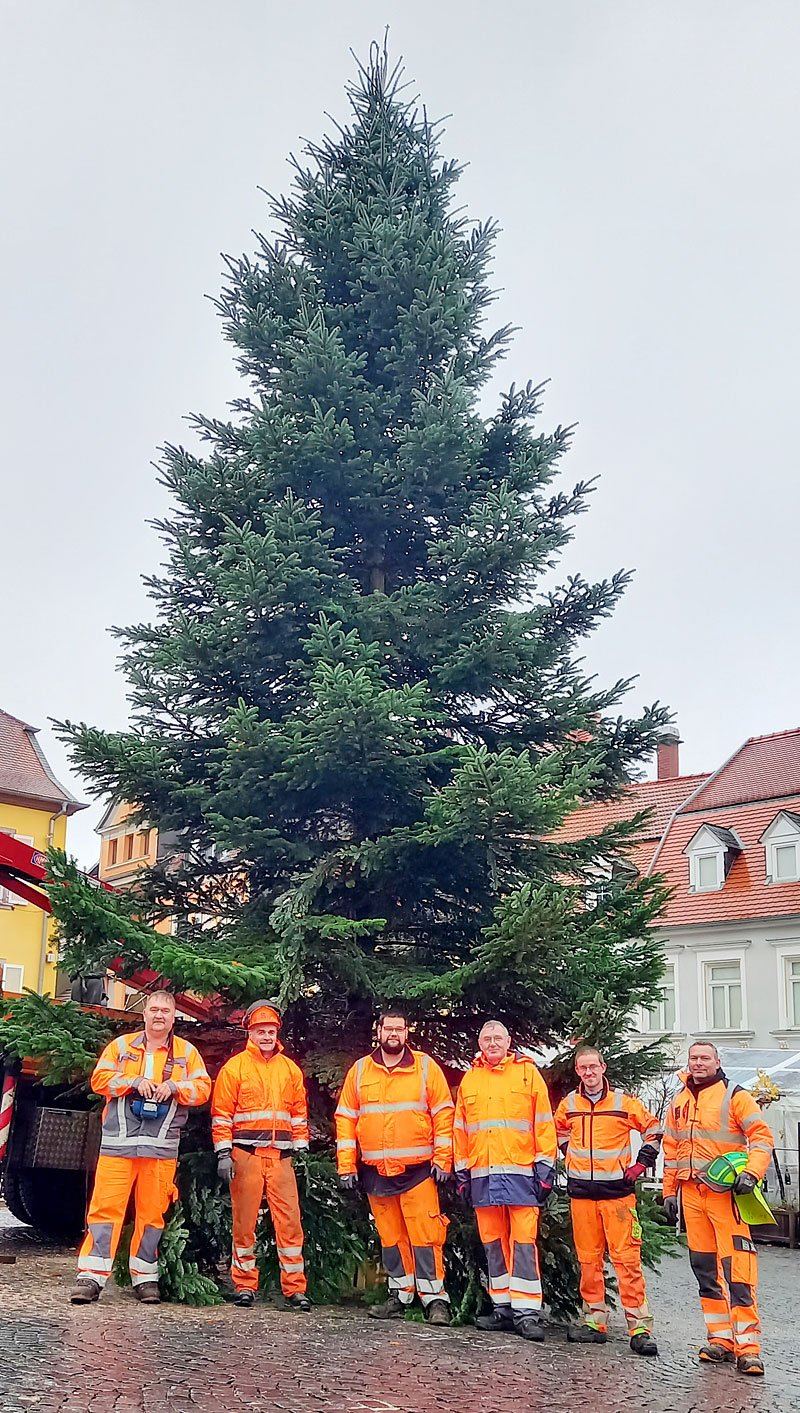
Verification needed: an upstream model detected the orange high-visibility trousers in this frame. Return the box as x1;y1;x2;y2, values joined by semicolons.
571;1194;652;1333
230;1146;306;1296
368;1176;449;1306
475;1205;541;1313
77;1154;178;1288
680;1181;761;1356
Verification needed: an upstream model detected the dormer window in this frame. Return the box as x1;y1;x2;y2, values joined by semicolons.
684;824;742;893
760;811;800;884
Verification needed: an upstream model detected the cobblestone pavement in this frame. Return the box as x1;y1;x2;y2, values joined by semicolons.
1;1206;798;1413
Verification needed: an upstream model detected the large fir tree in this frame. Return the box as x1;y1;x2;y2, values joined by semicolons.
53;45;669;1075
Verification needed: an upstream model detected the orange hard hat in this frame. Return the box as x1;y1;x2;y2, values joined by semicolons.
243;1000;282;1030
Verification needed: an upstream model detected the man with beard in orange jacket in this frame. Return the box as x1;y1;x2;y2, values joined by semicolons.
335;1008;454;1323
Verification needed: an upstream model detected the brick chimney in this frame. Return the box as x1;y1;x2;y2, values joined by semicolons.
657;727;681;780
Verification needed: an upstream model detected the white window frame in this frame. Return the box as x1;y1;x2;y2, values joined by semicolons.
684;826;730;893
761;813;800;885
641;961;678;1033
0;962;25;993
701;956;745;1031
770;939;800;1031
787;957;800;1029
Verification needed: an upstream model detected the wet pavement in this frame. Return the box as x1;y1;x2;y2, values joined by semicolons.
1;1204;798;1412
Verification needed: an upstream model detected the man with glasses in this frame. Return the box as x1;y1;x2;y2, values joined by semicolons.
335;1008;454;1323
554;1044;661;1355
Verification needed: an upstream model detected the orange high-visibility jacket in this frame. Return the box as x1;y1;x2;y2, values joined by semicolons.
662;1072;774;1197
554;1082;662;1200
211;1039;309;1153
91;1030;211;1160
335;1049;454;1178
454;1053;558;1207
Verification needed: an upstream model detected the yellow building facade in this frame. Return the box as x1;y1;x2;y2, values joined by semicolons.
0;708;85;996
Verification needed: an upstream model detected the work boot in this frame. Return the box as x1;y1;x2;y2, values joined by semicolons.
699;1343;735;1364
737;1355;765;1376
135;1282;161;1304
368;1293;408;1319
476;1305;515;1332
286;1292;311;1311
426;1300;451;1326
234;1290;255;1307
514;1313;545;1342
69;1279;100;1305
630;1330;658;1357
567;1322;607;1344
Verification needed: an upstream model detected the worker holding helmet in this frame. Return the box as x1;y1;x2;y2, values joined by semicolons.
662;1040;774;1376
211;1001;311;1309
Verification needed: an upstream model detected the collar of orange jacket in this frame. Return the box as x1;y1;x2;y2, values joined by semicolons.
679;1068;728;1097
473;1050;521;1070
577;1076;610;1102
371;1045;414;1070
129;1031;172;1052
245;1036;285;1061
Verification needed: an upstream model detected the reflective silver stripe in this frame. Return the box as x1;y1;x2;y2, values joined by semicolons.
361;1101;429;1114
464;1118;533;1135
453;1117;467;1132
748;1141;773;1154
231;1109;291;1124
509;1278;542;1295
567;1166;625;1180
278;1246;303;1258
235;1245;255;1257
739;1110;762;1131
293;1139;309;1150
566;1092;577;1116
130;1257;159;1275
454;1159;469;1173
430;1100;453;1115
566;1144;628;1158
80;1255;113;1272
335;1105;359;1119
360;1146;433;1160
469;1163;533;1178
337;1139;357;1150
280;1261;305;1273
290;1116;305;1126
415;1278;445;1294
535;1111;554;1125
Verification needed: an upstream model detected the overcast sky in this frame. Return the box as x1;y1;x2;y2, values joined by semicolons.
2;1;798;864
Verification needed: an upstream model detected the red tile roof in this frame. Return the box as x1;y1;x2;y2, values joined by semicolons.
553;775;709;845
651;796;800;928
678;730;800;812
559;727;800;930
0;709;84;813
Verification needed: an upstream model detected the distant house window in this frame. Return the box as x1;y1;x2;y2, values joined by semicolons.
140;829;151;857
643;963;676;1032
685;824;741;893
123;834;134;862
108;838;118;866
787;958;800;1027
0;962;25;993
761;812;800;884
706;960;743;1029
774;842;799;882
696;854;721;891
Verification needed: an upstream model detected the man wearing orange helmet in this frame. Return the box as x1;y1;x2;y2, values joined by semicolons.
212;1001;310;1309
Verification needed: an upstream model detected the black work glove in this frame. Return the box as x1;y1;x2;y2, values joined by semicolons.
217;1153;235;1186
733;1170;758;1195
431;1165;450;1186
662;1194;678;1225
339;1173;359;1192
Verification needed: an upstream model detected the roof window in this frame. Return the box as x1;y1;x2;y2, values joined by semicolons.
760;811;800;885
684;824;742;893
